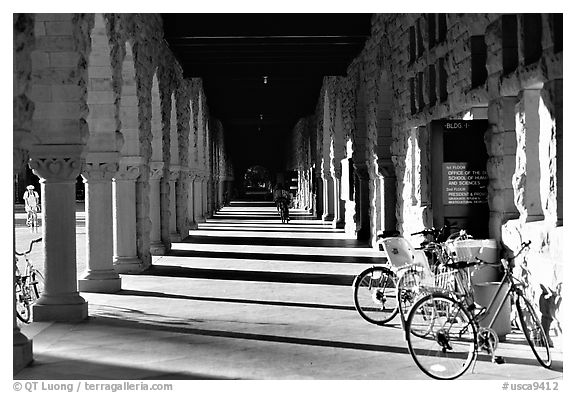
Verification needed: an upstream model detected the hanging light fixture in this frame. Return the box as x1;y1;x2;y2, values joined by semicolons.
263;76;268;84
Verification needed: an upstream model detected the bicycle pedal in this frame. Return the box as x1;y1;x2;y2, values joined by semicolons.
492;356;505;364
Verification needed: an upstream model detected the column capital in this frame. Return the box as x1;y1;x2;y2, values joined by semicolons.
149;161;164;180
115;163;141;181
81;161;118;182
169;166;181;182
180;168;194;183
28;144;85;182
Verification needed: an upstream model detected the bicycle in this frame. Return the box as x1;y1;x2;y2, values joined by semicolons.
14;238;45;323
26;208;40;229
404;241;551;380
352;227;465;326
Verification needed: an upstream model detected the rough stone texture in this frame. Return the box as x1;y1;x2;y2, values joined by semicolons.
30;13;94;146
14;14;36;171
288;13;562;326
176;79;191;237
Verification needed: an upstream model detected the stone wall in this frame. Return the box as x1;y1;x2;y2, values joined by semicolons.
290;13;563;329
14;14;36;171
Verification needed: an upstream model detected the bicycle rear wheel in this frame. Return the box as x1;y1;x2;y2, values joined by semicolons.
353;266;398;325
30;270;45;301
406;293;477;380
397;266;426;326
15;282;31;323
515;293;552;368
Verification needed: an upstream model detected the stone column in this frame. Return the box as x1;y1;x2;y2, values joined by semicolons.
13;132;33;370
322;172;335;222
331;167;345;228
113;162;143;273
78;158;121;293
513;88;544;222
202;177;210;218
149;161;165;255
28;146;88;321
218;178;225;209
354;163;370;241
194;175;206;223
315;172;323;219
377;160;397;232
168;166;181;242
187;171;198;230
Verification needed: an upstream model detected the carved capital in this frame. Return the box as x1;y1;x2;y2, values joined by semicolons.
149;161;164;181
180;169;194;183
81;161;118;182
115;163;141;181
168;168;180;182
29;157;83;182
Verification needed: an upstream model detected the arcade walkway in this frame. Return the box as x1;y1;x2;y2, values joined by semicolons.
15;202;563;380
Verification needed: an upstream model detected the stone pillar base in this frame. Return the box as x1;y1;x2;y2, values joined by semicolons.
322;214;334;222
188;220;198;230
170;232;182;242
33;301;88;322
78;276;121;293
150;242;166;256
196;216;206;223
13;332;33;374
113;257;145;274
332;219;345;229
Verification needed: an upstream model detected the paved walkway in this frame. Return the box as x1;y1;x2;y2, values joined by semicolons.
15;201;563;380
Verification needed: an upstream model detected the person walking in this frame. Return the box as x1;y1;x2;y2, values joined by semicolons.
23;185;40;227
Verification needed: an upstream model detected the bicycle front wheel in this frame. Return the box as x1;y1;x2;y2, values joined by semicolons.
516;293;552;368
15;282;31;323
406;293;477;380
353;266;398;325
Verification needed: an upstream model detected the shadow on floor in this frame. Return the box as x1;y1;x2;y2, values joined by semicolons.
179;234;370;248
138;264;354;286
32;315;563;371
18;354;240;380
117;289;357;311
167;248;385;265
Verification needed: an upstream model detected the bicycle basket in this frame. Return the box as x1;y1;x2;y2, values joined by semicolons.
452;239;498;262
421;265;471;295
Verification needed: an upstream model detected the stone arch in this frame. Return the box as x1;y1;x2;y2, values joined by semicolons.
148;70;165;254
76;12;124;293
119;41;140;156
175;80;191;237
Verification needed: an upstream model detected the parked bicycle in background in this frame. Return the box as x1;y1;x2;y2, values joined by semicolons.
15;238;44;323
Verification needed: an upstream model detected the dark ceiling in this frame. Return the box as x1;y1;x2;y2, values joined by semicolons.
161;13;372;171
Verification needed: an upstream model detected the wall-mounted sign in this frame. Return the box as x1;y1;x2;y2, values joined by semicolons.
431;119;490;238
442;162;488;205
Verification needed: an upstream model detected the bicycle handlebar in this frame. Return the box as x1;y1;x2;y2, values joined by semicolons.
15;238;43;256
